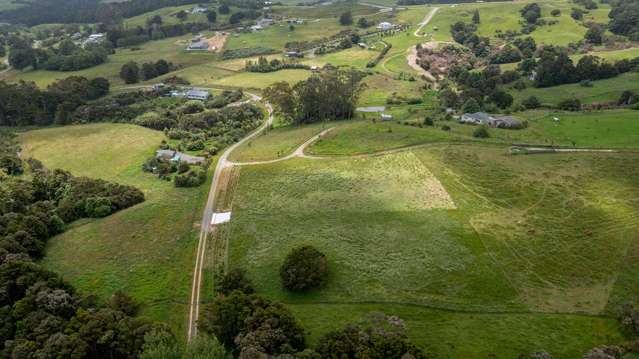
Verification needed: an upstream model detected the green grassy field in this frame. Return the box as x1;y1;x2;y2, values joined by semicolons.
1;33;219;88
510;72;639;106
19;123;211;338
228;121;329;162
123;4;211;28
308;109;639;156
209;68;311;89
226;143;638;357
421;0;610;46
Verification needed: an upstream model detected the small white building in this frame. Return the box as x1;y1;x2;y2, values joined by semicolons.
190;6;208;14
82;33;106;47
381;113;393;121
377;22;394;31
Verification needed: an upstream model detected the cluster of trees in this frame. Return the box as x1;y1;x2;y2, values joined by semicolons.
245;56;310;73
8;38;111;71
108;21;209;48
0;0;200;26
608;0;639;40
441;64;515;111
264;67;365;124
119;59;174;84
200;268;426;358
574;0;599;9
520;3;542;24
450;21;491;57
0;149;150;357
0;76;110;127
530;47;639;87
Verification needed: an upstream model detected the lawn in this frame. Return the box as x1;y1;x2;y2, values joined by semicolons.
225;143;638;357
19;123;212;338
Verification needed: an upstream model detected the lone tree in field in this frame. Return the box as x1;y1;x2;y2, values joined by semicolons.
339;11;353;25
280;246;328;291
472;9;480;24
119;61;139;84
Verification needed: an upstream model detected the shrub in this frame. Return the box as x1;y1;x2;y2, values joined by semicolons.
522;96;541;109
462;98;481;113
180;100;205;114
280;245;328;291
215;268;254;295
174;167;206;187
423;117;434;126
441;125;451;131
551;9;561;16
473;126;490;138
557;98;582;111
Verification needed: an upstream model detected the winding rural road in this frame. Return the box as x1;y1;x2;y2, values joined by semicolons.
187;92;273;341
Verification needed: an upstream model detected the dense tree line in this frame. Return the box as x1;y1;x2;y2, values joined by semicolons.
264;67;365;124
8;37;111;71
245;56;310;73
199;268;427;358
0;0;201;26
0;141;150;357
0;76;110;126
119;59;174;84
398;0;505;4
108;21;209;49
531;47;639;87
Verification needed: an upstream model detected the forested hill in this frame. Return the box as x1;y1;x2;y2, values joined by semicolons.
0;0;201;26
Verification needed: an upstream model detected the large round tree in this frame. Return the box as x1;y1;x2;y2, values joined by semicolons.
280;246;328;291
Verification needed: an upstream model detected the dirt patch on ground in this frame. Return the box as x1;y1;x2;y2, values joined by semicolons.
207;32;229;52
407;46;436;82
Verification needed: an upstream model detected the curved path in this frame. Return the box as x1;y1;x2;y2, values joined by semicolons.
187;92;272;341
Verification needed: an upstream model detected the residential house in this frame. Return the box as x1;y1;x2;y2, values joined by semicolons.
190;6;208;14
377;22;394;30
155;150;205;165
460;112;523;129
82;33;106;47
381;113;393;121
285;51;304;58
187;36;209;51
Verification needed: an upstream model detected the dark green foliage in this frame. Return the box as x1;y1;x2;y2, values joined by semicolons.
488;90;514;109
557;98;582;111
571;8;585;20
222;47;279;60
245;56;310;73
42;42;110;71
608;0;639;40
219;4;230;14
618;90;639;106
521;3;542;24
585;24;605;45
472;9;480;24
551;9;561;16
339;11;353;26
0;76;110;127
315;313;427;359
367;41;391;68
472;126;490;138
424;117;434;126
206;89;243;109
264;67;364;124
522;95;541;109
0;0;202;26
280;245;328;291
462;98;481;113
215;268;255;295
174;167;206;187
0;136;152;358
200;291;305;355
120;61;140;84
490;45;522;64
109;290;139;316
206;10;217;23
